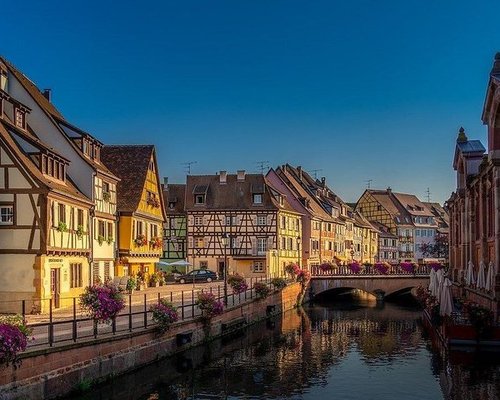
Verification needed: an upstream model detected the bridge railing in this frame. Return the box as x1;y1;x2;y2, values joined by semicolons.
310;264;431;277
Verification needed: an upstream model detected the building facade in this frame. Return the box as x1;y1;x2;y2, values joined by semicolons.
101;146;166;277
0;88;93;312
161;181;187;270
185;171;301;278
1;57;120;283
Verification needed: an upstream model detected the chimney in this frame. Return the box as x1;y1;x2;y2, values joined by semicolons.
43;89;52;102
163;177;168;186
387;186;392;194
237;170;246;181
321;177;326;187
219;170;227;184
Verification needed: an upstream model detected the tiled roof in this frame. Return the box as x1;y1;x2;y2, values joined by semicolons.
274;166;336;222
391;193;433;217
456;140;486;154
1;57;116;178
163;184;186;215
0;120;92;204
185;173;298;213
101;145;155;213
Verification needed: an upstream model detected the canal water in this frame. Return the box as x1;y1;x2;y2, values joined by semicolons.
68;299;500;400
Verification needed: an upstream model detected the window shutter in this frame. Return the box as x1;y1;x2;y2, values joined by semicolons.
53;201;58;226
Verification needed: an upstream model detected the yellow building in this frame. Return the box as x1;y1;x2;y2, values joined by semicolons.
0;90;93;313
101;145;166;277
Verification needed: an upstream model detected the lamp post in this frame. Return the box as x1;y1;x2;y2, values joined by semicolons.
221;232;229;306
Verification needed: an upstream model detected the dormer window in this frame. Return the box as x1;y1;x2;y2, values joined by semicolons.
41;153;66;182
82;140;89;156
195;194;205;204
14;107;26;130
253;194;262;204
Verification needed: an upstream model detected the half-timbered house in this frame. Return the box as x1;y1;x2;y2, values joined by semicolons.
161;181;187;270
101;145;166;277
268;165;337;269
185;171;301;278
0;89;92;312
0;57;120;283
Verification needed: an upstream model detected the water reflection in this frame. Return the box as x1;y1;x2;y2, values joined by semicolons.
68;300;500;400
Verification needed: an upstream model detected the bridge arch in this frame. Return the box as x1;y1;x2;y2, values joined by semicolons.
310;277;428;301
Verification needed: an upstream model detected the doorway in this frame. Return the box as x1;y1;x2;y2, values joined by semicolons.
50;268;61;308
218;261;225;279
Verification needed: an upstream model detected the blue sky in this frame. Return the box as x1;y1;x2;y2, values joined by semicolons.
3;1;499;203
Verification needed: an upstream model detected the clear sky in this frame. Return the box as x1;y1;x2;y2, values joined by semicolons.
3;1;499;204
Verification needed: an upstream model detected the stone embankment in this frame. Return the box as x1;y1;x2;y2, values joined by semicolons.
0;283;303;400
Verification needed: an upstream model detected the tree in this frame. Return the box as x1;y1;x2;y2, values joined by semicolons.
420;234;449;259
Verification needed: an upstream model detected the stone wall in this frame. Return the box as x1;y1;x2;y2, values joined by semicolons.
0;283;303;400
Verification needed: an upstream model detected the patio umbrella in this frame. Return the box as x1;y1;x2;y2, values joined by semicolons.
465;261;475;287
439;277;454;316
428;268;438;297
436;269;445;303
167;260;192;267
476;261;486;290
485;261;497;292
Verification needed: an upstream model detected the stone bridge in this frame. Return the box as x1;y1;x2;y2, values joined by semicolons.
309;265;430;300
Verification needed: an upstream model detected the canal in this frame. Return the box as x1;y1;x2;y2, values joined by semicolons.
68;298;500;400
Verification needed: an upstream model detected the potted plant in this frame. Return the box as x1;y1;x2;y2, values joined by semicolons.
79;282;125;324
0;314;32;368
150;299;178;333
254;282;271;299
126;277;136;294
227;274;248;294
150;237;162;250
270;277;287;290
149;273;160;288
134;234;147;247
76;224;85;239
57;221;67;233
285;263;300;277
195;292;223;322
400;262;415;274
97;235;105;246
374;262;389;274
106;236;113;245
319;262;334;272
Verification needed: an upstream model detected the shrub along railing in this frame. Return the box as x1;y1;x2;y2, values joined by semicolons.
1;277;290;351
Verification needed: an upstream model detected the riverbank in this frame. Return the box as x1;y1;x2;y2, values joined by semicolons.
0;282;304;400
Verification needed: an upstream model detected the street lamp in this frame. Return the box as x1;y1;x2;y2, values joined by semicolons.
221;232;229;306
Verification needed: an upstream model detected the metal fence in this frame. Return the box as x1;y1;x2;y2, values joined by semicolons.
12;277;282;350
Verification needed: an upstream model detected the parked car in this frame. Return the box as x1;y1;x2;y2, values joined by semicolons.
175;269;218;284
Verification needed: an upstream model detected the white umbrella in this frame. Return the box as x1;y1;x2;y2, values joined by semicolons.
476;261;486;290
465;261;475;287
437;269;445;304
485;261;497;292
167;260;192;267
439;277;454;316
428;268;438;297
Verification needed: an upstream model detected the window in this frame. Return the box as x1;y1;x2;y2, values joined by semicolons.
102;182;110;197
98;221;105;238
195;237;204;248
103;262;110;281
257;215;267;226
194;216;203;226
14;108;26;129
70;263;83;288
0;205;14;225
225;215;236;226
230;236;237;249
149;161;155;172
415;229;420;237
253;194;262;204
58;204;66;223
136;220;143;236
107;222;113;239
195;195;205;204
151;224;158;238
253;262;264;272
257;238;267;254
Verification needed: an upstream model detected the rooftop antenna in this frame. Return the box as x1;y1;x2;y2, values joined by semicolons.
425;187;431;202
182;161;197;175
365;179;373;189
255;161;270;174
309;169;323;179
